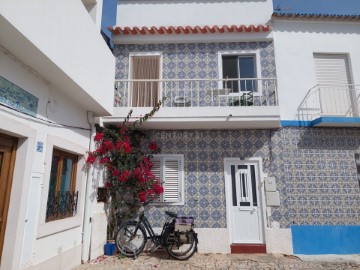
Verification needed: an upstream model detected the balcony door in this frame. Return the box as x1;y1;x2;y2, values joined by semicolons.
0;133;17;261
314;54;357;116
130;55;161;107
222;55;258;93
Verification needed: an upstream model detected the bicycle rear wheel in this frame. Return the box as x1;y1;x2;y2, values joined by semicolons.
165;230;197;260
115;221;146;257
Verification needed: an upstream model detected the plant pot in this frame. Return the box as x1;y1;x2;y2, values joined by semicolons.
104;241;116;256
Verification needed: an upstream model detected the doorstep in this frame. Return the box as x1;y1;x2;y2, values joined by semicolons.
230;244;266;254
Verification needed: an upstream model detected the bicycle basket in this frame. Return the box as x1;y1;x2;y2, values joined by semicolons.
174;217;194;232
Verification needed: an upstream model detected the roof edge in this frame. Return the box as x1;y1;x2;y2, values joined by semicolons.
272;12;360;21
108;24;271;36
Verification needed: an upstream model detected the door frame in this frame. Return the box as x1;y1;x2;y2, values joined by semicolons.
0;133;17;261
224;157;267;244
0;113;36;270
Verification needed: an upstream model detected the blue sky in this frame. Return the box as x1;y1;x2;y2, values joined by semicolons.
273;0;360;15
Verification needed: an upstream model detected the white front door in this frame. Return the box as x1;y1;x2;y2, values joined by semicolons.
225;160;263;244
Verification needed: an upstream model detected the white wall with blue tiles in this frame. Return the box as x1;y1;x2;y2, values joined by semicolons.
114;41;277;107
114;42;360;231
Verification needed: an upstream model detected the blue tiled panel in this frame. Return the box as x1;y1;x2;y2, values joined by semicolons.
291;225;360;254
114;41;276;107
143;128;360;229
0;76;39;116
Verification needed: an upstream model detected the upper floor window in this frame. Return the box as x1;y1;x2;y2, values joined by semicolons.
46;149;79;222
221;54;258;93
150;154;184;204
313;53;352;85
129;54;161;107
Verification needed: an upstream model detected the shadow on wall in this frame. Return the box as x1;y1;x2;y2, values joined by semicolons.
274;20;360;35
296;127;360;151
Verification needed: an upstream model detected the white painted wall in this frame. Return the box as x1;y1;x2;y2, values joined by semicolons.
0;33;100;270
265;228;293;254
116;0;273;27
0;2;115;268
0;0;115;115
82;0;104;31
273;20;360;120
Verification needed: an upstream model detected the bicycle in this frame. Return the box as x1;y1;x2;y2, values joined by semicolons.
115;203;198;260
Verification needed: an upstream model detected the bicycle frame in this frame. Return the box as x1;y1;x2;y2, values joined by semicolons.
135;210;172;247
116;205;198;260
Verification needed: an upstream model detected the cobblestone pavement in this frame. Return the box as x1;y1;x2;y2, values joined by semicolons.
74;252;360;270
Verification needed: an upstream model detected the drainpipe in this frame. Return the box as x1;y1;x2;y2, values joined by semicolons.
81;111;96;263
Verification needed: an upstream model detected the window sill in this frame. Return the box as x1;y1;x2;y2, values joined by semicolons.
151;202;184;206
36;215;82;239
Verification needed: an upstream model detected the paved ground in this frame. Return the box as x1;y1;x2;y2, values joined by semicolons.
74;252;360;270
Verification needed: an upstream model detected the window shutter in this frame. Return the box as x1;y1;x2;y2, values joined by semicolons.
149;158;161;202
314;54;352;85
163;158;181;203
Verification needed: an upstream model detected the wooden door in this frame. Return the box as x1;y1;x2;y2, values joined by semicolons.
0;134;17;261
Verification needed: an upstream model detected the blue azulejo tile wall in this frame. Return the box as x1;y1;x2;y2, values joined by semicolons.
270;127;360;228
114;41;276;107
144;128;360;229
145;129;271;228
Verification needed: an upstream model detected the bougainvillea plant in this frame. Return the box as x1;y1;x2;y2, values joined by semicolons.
86;102;164;203
86;101;164;237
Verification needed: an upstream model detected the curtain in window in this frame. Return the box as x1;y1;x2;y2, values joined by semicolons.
130;56;160;107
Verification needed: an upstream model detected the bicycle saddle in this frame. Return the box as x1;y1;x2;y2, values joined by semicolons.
165;211;177;218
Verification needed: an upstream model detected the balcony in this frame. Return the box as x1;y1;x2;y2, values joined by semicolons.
298;84;360;127
106;78;280;129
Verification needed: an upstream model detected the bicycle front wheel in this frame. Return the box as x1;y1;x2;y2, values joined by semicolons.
115;221;147;257
165;230;197;260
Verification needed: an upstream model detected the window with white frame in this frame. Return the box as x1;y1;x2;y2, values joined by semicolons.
150;154;184;204
220;53;259;94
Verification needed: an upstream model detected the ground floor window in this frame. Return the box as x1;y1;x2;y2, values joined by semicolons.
150;154;184;204
46;149;79;222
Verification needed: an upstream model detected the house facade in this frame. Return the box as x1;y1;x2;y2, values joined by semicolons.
272;12;360;254
0;1;114;269
100;0;360;256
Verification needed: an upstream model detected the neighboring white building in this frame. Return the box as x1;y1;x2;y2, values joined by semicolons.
99;0;360;256
0;1;114;269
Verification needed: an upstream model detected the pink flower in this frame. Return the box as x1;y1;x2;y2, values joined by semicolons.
86;153;96;164
123;141;131;153
152;183;164;194
112;169;120;177
148;142;158;152
116;140;131;153
99;157;110;164
103;140;114;151
94;132;103;142
95;145;106;155
115;140;123;151
138;191;147;203
119;170;131;182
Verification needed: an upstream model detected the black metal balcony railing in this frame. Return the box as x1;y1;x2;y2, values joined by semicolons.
46;191;79;222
